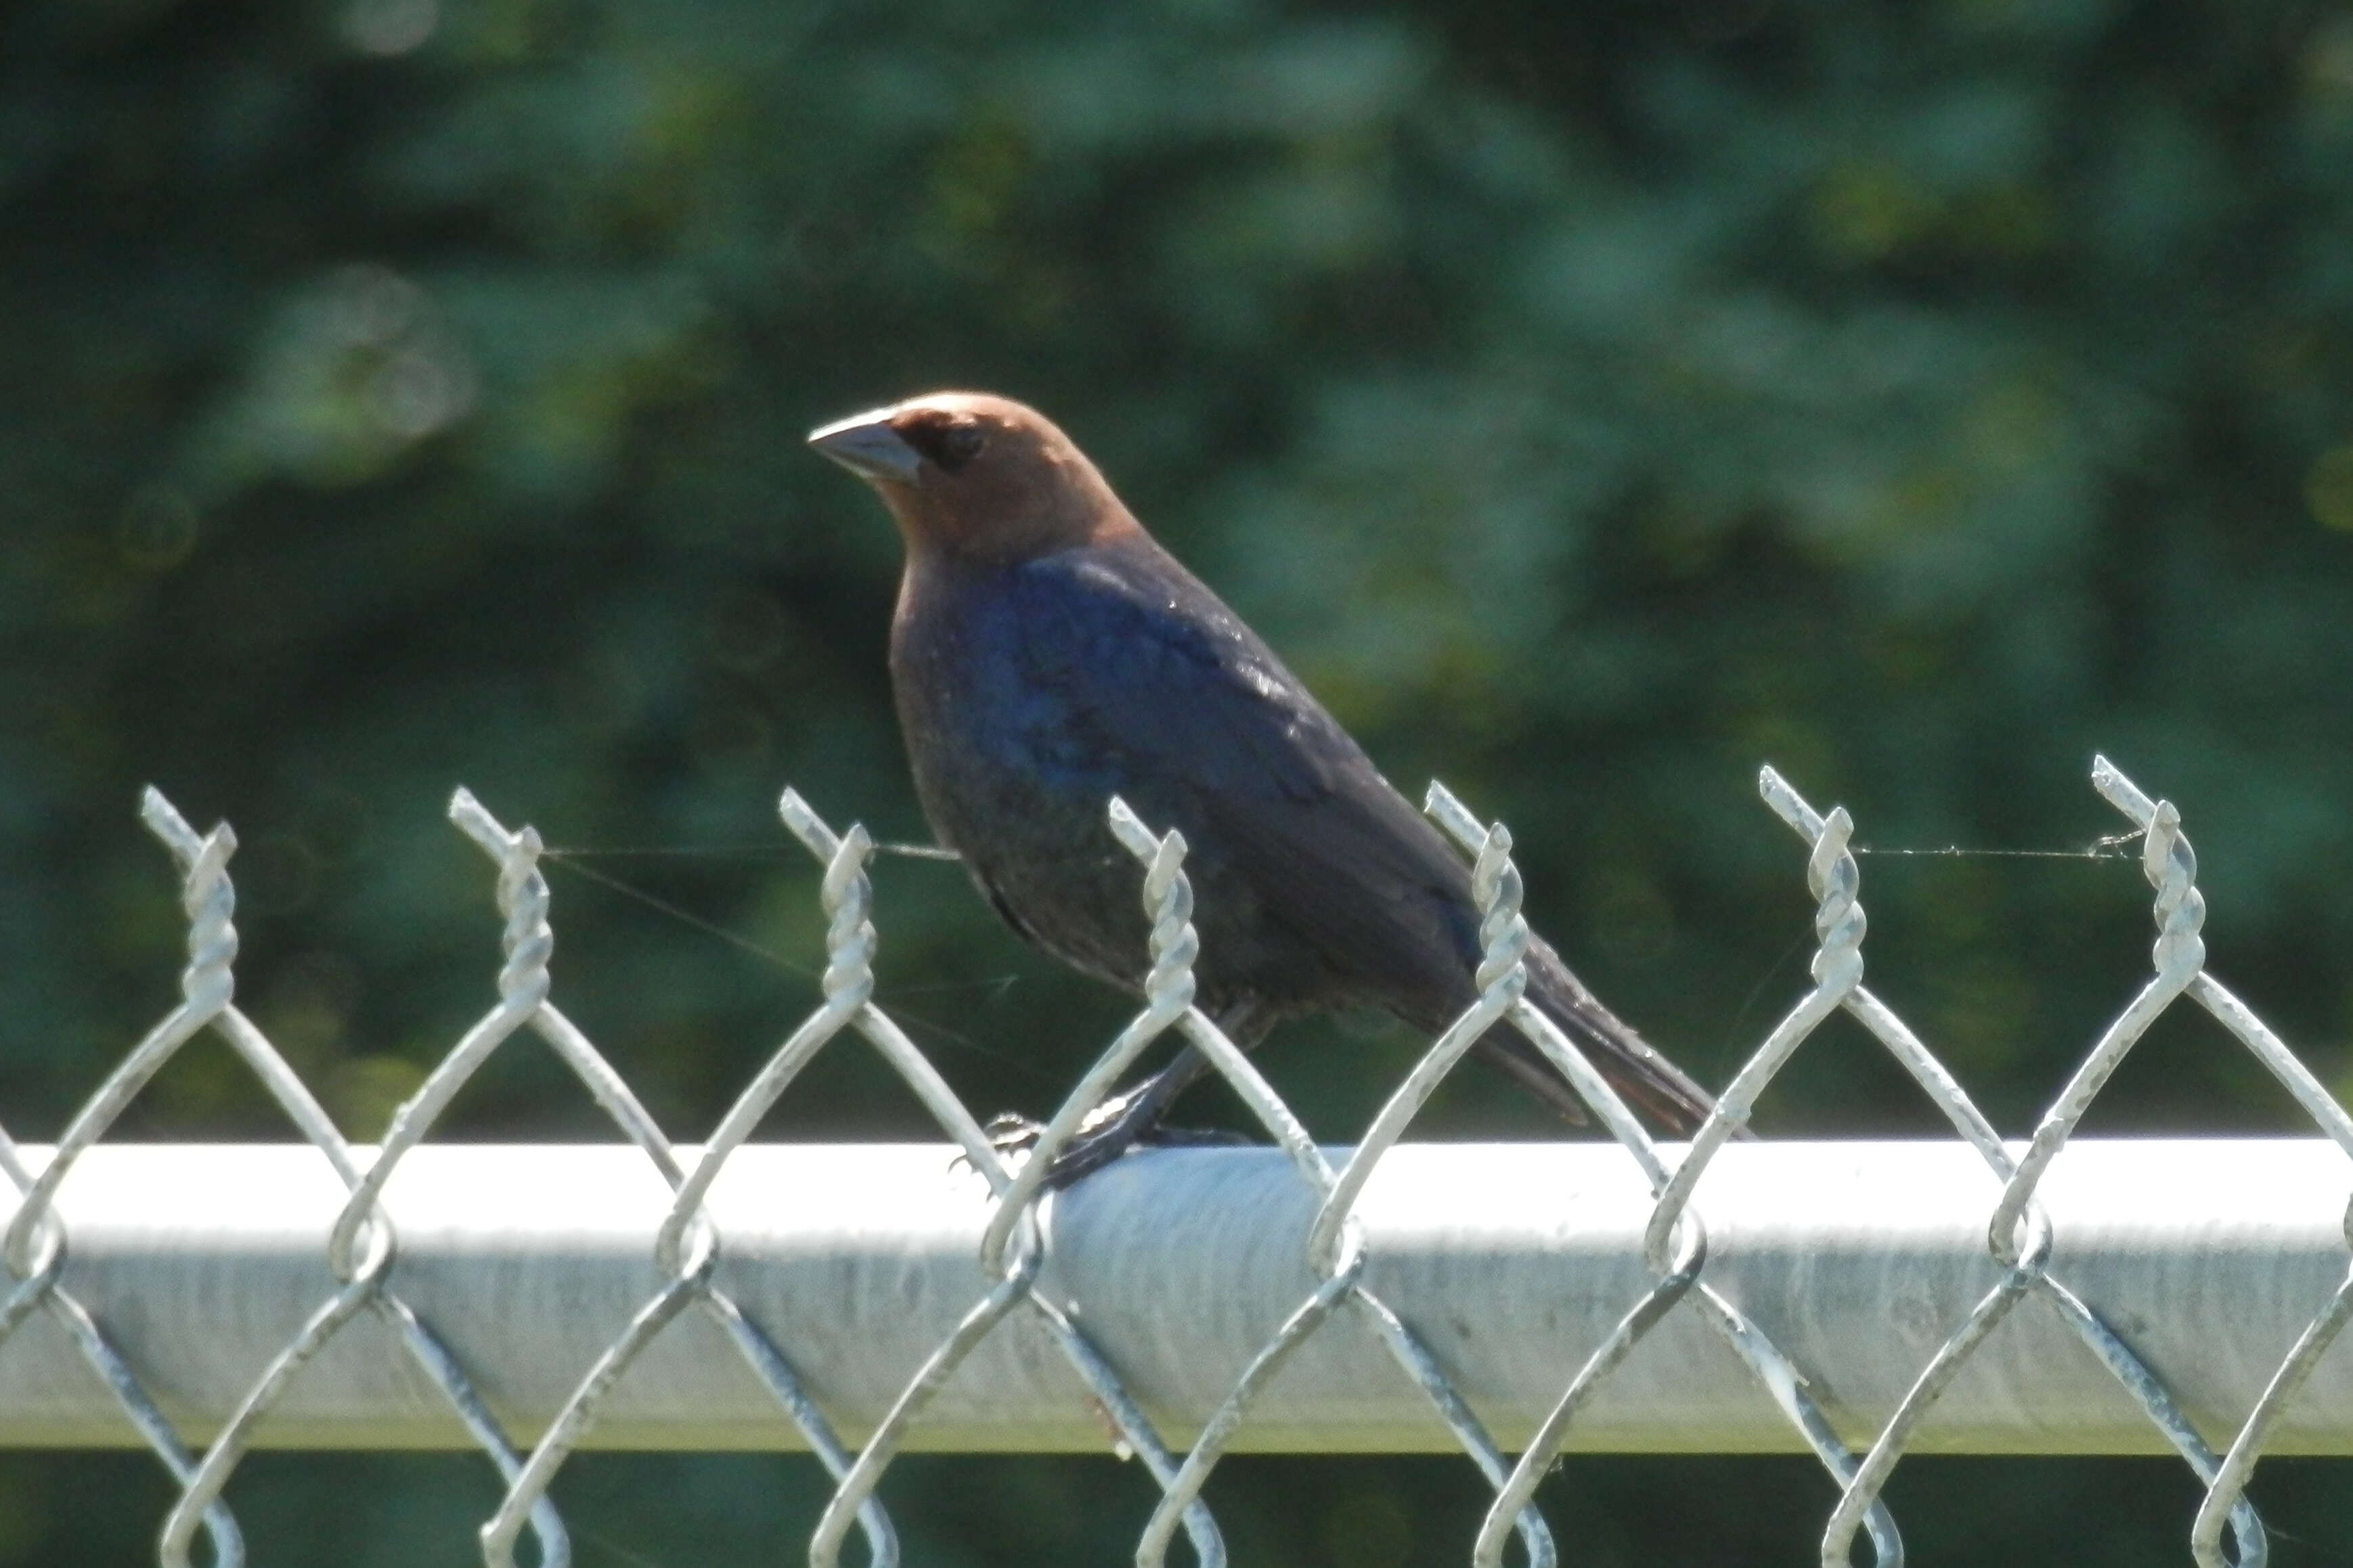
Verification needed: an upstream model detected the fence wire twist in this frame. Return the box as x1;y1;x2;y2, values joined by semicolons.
2;755;2350;1567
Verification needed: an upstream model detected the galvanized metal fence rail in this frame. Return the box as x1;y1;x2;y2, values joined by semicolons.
3;757;2350;1568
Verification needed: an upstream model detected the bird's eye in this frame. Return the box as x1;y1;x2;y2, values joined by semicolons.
939;424;986;467
900;416;988;473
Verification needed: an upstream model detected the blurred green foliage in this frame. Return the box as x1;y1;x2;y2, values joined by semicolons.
5;0;2353;1561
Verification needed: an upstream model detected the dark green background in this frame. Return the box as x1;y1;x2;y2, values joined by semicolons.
7;0;2353;1561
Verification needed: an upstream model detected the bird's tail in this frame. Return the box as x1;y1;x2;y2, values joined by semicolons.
1469;939;1717;1136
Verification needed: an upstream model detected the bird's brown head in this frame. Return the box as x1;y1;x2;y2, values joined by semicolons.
808;392;1143;564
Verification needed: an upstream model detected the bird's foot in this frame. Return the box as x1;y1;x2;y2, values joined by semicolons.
978;1093;1247;1190
982;1112;1049;1162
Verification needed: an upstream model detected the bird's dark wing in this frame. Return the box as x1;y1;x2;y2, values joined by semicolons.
1000;540;1508;1016
996;539;1713;1136
1003;545;1348;804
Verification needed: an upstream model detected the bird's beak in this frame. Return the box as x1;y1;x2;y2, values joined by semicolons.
808;408;925;484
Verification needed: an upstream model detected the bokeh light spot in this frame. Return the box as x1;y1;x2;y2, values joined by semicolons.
2307;445;2353;531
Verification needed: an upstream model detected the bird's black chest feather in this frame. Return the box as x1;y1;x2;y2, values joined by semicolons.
887;543;1367;1009
891;552;1164;990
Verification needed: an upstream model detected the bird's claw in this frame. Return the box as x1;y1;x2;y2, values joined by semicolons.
986;1111;1047;1157
945;1114;1046;1180
960;1101;1249;1190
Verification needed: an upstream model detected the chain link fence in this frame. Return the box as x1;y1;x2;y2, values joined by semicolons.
3;757;2350;1567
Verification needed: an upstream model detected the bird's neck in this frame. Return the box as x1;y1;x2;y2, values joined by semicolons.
885;472;1145;567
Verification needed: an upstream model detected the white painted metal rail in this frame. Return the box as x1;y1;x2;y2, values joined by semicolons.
4;1138;2350;1460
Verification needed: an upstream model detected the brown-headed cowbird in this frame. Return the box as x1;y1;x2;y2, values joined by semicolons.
811;391;1713;1181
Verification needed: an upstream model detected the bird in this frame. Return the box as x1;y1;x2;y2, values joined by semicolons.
809;390;1715;1183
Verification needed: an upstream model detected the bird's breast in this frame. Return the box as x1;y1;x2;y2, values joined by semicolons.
890;575;1139;952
